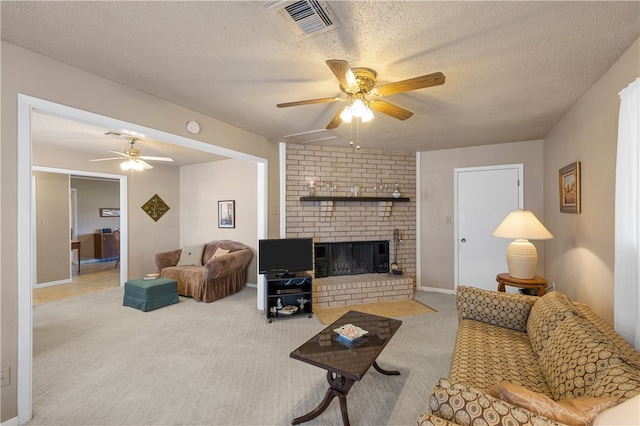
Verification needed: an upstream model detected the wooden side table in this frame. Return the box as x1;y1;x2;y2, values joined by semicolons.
496;273;548;296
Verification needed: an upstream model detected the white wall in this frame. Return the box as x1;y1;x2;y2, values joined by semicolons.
419;140;544;291
180;159;258;284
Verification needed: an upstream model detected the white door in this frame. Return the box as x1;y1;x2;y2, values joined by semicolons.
455;164;523;291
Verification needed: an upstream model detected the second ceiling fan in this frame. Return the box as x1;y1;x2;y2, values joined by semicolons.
91;136;174;170
277;59;445;129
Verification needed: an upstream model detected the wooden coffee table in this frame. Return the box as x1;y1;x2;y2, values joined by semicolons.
290;310;402;425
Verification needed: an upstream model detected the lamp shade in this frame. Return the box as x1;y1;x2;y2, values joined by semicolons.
493;210;553;279
492;210;553;240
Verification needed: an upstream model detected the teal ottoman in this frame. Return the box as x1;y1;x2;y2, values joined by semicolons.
123;277;178;312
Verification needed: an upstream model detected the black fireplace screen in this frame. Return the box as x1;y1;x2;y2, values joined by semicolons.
314;241;389;278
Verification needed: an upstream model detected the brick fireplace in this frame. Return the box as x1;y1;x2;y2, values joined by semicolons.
285;143;416;307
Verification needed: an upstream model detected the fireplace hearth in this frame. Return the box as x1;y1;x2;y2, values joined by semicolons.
314;241;389;278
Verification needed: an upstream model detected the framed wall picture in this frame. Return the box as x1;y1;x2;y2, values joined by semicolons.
100;208;120;217
559;162;581;213
218;200;235;228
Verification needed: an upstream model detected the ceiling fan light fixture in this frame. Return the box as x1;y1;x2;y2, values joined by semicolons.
351;99;366;117
340;106;353;123
361;106;374;123
121;158;144;171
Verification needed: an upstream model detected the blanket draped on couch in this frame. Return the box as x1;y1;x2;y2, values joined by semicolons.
155;240;252;303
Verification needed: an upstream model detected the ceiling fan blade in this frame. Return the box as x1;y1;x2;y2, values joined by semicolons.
373;72;445;97
138;160;154;170
277;97;343;108
106;150;129;157
90;157;123;162
326;59;360;93
139;156;174;162
369;99;414;120
326;106;347;129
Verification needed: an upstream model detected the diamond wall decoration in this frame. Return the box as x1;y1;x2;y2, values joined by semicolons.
141;194;170;222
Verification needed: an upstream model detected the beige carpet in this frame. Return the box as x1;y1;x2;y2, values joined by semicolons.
314;298;436;324
30;287;456;425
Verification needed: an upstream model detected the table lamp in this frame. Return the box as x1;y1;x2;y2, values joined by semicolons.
492;210;553;279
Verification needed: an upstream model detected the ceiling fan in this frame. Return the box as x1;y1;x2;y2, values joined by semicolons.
90;136;174;170
276;59;445;129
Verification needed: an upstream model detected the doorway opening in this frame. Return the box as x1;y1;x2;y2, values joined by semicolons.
17;94;269;424
32;170;124;304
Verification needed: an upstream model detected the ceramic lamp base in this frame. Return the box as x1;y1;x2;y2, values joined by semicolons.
506;239;538;279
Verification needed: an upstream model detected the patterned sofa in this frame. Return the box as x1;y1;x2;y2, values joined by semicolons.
419;286;640;426
155;240;252;303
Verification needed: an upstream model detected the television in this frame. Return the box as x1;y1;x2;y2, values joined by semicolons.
258;238;313;276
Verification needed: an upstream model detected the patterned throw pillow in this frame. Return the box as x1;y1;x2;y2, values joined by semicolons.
429;378;562;426
538;315;625;400
456;285;536;332
527;291;579;356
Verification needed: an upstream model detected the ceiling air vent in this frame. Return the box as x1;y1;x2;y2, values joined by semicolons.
284;129;342;144
268;0;341;38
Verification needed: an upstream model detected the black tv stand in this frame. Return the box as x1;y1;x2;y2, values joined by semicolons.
265;273;313;323
275;272;296;279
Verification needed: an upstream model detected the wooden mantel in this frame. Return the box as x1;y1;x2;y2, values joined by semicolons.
299;196;410;202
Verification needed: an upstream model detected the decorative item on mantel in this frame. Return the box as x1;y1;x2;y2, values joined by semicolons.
305;177;316;196
392;181;401;198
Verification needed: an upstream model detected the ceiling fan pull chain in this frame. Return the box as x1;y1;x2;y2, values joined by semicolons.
349;120;354;146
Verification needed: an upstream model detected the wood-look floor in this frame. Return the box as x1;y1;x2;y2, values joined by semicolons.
33;260;120;305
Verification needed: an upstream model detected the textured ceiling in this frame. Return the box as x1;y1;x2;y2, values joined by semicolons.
2;1;639;157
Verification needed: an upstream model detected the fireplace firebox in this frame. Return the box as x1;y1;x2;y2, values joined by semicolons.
314;241;389;278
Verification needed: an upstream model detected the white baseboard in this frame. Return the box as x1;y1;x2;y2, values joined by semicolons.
418;286;455;295
2;417;19;426
35;278;72;288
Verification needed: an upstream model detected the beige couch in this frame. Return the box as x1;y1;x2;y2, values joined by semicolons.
419;286;640;426
155;240;252;303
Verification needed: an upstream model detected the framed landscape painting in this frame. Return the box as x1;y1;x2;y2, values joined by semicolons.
559;162;581;213
218;200;235;228
100;208;120;217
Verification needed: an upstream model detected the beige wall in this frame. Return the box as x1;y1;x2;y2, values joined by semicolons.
420;140;544;291
1;41;279;421
180;159;258;284
543;38;640;325
31;145;182;279
34;172;70;284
